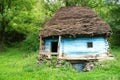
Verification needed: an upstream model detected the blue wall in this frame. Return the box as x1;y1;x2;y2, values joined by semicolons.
44;37;109;55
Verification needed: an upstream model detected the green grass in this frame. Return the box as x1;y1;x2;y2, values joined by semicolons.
0;48;120;80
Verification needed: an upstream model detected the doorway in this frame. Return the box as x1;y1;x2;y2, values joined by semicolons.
51;42;58;52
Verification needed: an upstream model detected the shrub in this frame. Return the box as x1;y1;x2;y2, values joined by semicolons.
23;30;39;52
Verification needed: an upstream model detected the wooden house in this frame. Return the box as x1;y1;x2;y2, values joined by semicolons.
38;6;113;70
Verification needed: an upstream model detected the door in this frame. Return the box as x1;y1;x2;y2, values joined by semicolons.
51;42;58;52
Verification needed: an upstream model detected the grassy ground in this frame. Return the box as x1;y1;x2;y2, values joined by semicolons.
0;48;120;80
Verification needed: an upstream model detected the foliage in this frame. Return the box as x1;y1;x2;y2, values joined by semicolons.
0;0;38;51
22;30;39;52
0;48;120;80
0;0;120;51
108;5;120;47
41;56;71;68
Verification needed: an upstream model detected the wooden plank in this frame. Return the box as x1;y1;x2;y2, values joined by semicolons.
40;51;58;56
51;52;58;56
58;54;98;60
59;57;98;61
58;53;114;61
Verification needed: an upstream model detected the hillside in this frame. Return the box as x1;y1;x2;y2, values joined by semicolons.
0;48;120;80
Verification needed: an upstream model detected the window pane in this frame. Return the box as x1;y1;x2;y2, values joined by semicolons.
87;42;93;48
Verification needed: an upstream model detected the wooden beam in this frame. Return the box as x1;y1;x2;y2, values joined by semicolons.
58;36;62;58
40;36;43;52
40;36;45;52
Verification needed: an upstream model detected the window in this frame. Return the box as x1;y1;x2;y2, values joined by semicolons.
51;42;58;52
87;42;93;48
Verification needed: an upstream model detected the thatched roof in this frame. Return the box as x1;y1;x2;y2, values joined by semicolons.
40;6;112;38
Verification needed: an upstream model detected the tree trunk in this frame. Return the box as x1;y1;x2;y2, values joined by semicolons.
65;0;69;6
0;0;7;52
0;34;4;52
0;17;6;52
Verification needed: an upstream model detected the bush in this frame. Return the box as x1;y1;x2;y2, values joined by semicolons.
23;30;39;52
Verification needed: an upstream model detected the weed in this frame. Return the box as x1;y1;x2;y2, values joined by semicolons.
0;48;120;80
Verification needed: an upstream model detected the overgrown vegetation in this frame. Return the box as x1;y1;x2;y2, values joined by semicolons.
0;48;120;80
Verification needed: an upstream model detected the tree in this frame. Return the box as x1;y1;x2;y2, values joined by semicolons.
0;0;35;51
0;0;11;51
108;4;120;46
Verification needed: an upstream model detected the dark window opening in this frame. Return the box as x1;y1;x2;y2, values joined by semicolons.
87;42;93;48
51;42;58;52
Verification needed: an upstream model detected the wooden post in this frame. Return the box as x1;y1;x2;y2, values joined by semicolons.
56;36;62;67
58;36;62;58
39;36;43;53
40;36;45;51
40;36;45;52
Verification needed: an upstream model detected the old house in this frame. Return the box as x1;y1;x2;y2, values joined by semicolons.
38;6;113;71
